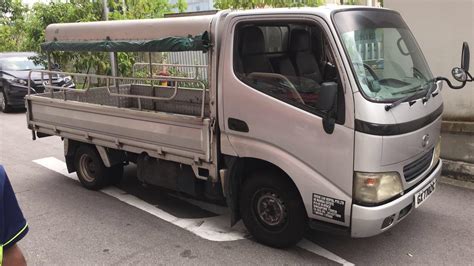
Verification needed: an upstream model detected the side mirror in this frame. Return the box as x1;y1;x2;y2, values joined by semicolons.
452;67;467;82
461;42;470;71
319;82;338;134
52;63;60;70
440;42;473;89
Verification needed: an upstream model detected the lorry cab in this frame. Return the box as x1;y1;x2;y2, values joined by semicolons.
217;6;444;241
26;5;471;248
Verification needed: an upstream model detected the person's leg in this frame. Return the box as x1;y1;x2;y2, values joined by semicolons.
3;244;26;266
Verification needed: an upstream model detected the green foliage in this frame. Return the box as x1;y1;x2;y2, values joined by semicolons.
1;0;28;24
214;0;325;9
108;0;172;20
0;0;28;52
21;0;105;73
0;0;185;77
343;0;358;5
117;52;135;76
175;0;188;13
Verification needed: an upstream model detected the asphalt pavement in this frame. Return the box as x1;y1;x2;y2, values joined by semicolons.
1;110;473;265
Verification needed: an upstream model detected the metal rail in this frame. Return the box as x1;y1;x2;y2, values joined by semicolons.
27;70;208;117
132;62;208;80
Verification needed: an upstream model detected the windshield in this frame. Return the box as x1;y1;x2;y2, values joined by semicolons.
334;10;433;103
0;56;44;71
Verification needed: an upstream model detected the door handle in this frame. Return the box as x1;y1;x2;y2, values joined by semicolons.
228;118;249;133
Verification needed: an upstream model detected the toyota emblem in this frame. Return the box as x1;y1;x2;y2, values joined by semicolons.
422;134;430;147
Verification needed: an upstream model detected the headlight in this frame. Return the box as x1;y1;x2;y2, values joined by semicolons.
58;75;74;87
354;172;403;205
433;137;441;164
11;78;28;86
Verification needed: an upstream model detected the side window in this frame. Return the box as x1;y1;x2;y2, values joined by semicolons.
233;22;345;123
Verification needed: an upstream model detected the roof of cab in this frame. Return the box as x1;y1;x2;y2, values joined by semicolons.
44;5;381;42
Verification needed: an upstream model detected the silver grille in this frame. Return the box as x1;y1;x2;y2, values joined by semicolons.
403;149;434;182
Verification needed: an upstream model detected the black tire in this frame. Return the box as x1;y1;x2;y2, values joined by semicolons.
0;90;12;113
240;171;307;248
74;145;112;190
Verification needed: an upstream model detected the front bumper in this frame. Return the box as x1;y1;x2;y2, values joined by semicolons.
351;160;442;237
5;84;29;107
5;83;49;108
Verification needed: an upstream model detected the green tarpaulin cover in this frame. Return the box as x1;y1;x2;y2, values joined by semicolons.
41;31;210;53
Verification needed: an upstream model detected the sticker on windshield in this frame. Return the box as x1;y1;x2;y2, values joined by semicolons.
312;193;345;222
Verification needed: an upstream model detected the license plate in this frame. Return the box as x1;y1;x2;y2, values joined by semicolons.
414;179;437;208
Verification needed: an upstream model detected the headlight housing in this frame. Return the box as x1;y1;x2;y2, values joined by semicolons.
433;137;441;164
58;75;75;87
11;78;28;86
354;172;403;205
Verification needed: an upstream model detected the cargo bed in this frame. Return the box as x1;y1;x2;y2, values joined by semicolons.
26;71;214;174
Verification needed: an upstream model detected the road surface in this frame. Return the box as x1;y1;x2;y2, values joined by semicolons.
1;111;473;265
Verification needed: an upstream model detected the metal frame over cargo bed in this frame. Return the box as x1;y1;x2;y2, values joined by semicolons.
26;69;215;179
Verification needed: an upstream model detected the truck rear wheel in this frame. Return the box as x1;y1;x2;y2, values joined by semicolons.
240;171;307;248
74;145;123;190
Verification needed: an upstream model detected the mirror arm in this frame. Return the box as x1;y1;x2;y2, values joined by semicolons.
466;71;473;82
435;76;466;90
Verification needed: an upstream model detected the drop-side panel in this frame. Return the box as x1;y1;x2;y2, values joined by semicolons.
27;97;211;163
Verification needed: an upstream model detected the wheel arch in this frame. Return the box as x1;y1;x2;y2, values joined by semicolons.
224;156;307;226
64;139;125;173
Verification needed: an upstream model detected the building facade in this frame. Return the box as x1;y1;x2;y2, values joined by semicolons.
386;0;474;166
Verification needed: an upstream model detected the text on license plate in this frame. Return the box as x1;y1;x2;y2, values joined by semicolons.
414;179;436;208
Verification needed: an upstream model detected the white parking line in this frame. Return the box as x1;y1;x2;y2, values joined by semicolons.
34;156;353;264
298;239;354;266
33;157;246;242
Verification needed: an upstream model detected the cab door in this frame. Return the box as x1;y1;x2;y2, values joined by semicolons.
218;14;355;227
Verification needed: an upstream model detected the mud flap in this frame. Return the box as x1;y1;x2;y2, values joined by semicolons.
224;157;244;226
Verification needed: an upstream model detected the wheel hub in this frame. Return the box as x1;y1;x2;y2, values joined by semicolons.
79;154;97;182
256;192;287;226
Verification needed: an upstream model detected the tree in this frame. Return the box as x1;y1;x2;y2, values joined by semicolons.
1;0;28;23
214;0;324;9
107;0;187;20
108;0;172;20
20;0;105;75
0;0;187;76
175;0;188;13
0;0;28;52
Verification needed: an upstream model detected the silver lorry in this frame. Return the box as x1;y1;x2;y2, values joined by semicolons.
25;6;472;248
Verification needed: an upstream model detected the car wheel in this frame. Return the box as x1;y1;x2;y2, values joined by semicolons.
0;90;12;113
240;171;307;248
74;145;111;190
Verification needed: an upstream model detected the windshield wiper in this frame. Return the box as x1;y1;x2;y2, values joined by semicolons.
385;80;435;111
385;91;425;111
422;79;438;104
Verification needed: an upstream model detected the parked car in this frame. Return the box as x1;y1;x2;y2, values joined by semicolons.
0;52;74;112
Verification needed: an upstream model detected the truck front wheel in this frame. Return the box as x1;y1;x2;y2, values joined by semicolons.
74;145;123;190
240;171;307;248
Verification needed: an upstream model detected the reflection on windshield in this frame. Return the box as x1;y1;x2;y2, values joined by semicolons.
334;10;433;103
0;57;44;71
